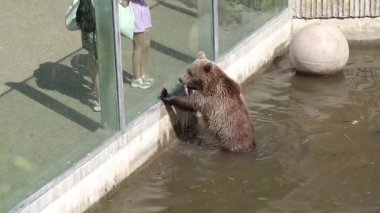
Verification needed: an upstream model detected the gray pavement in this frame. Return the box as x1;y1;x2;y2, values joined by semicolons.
0;0;196;211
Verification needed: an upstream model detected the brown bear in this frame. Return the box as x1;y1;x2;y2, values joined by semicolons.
160;51;255;152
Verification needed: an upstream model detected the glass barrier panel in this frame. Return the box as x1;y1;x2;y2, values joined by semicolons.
119;0;214;123
0;0;118;211
218;0;288;55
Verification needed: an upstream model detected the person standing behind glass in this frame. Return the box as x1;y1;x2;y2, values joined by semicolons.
121;0;153;89
76;0;101;111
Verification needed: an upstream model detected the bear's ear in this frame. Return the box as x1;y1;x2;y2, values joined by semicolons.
203;62;213;73
197;51;207;60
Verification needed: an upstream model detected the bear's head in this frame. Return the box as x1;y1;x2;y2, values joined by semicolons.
179;51;216;92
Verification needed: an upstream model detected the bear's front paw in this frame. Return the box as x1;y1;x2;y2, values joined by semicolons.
160;88;172;102
161;88;168;98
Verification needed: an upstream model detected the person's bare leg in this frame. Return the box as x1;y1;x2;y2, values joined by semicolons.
131;32;151;89
140;29;151;77
88;49;100;104
132;32;145;79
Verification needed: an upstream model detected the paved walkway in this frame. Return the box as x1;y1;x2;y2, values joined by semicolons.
0;0;197;211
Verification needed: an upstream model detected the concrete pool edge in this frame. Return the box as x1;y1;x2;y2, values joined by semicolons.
14;10;293;213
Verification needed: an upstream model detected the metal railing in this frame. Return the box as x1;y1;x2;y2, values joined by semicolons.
293;0;380;18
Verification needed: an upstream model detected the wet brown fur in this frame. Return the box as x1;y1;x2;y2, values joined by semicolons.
161;51;255;152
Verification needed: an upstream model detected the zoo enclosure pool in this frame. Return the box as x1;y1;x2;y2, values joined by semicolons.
88;42;380;212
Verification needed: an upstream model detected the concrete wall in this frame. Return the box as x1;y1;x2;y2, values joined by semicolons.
292;17;380;42
291;0;380;44
219;10;292;83
15;9;293;213
292;0;380;18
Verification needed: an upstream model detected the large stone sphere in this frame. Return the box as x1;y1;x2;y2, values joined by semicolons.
290;23;349;76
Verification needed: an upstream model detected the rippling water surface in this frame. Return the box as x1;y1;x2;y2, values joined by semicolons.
88;44;380;213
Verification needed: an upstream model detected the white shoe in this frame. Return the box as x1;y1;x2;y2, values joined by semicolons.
131;78;152;89
141;74;154;83
93;101;101;112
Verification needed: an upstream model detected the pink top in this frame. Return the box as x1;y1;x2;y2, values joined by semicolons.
131;0;152;33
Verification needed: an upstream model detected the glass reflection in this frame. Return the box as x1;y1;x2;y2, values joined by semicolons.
0;0;116;211
218;0;287;54
121;0;214;123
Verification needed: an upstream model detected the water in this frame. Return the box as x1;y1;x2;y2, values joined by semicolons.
88;44;380;213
